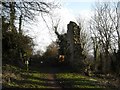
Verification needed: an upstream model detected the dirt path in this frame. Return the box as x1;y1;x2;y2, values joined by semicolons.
46;73;62;89
36;64;62;89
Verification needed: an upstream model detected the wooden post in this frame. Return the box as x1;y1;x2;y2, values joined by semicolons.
25;60;29;71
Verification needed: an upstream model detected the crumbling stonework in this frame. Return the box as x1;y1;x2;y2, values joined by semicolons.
67;21;74;63
67;21;85;70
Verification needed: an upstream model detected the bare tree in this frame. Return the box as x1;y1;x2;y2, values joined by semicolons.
89;2;118;73
2;1;58;32
2;0;58;65
107;1;120;51
76;17;92;56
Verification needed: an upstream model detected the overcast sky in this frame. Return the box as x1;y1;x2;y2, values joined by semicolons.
23;0;94;53
23;0;119;54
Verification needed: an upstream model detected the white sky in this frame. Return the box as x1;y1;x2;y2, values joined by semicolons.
23;0;94;53
23;0;119;54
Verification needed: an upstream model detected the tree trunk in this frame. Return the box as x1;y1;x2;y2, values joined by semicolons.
9;2;16;33
19;14;22;34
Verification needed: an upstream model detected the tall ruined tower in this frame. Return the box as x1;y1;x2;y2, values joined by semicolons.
67;21;74;63
67;21;84;70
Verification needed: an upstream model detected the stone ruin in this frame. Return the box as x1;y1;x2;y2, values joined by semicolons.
66;21;85;70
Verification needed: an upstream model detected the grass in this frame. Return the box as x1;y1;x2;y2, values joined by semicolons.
2;64;52;88
2;64;116;88
55;73;107;88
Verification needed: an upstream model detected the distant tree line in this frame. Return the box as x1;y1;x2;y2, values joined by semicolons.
89;2;120;75
3;1;120;76
44;1;120;75
2;1;57;66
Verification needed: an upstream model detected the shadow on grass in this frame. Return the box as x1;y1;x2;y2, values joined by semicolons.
11;74;107;88
19;70;107;88
11;78;60;88
55;78;105;88
3;61;115;88
20;64;109;88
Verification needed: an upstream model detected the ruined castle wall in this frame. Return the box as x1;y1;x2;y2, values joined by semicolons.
67;21;74;63
67;21;84;70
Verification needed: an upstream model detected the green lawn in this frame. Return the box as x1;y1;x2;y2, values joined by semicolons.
2;64;114;88
2;64;51;88
55;73;107;88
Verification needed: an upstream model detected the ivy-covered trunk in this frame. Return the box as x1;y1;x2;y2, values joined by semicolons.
67;21;85;72
9;2;16;33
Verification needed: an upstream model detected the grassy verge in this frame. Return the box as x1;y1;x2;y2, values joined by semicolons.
55;73;112;88
2;64;118;88
2;64;51;88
